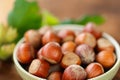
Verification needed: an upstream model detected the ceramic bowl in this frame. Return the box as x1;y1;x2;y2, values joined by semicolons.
13;24;120;80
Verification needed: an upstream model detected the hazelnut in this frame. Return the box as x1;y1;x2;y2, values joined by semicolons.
38;26;52;36
85;62;104;79
61;41;76;53
24;30;41;49
83;23;102;39
61;52;81;68
42;31;61;45
48;71;62;80
57;29;75;42
97;38;115;51
62;65;87;80
96;50;116;68
41;42;63;64
17;42;34;64
29;59;50;78
75;32;96;48
75;44;95;64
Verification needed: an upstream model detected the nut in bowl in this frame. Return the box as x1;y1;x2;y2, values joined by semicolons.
13;24;120;80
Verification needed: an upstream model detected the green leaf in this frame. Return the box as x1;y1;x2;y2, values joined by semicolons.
8;0;42;40
42;10;59;26
77;15;105;25
61;15;105;25
60;19;75;24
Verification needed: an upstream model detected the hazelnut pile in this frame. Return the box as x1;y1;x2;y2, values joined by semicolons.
17;23;116;80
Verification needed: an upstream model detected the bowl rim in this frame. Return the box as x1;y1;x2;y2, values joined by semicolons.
13;24;120;80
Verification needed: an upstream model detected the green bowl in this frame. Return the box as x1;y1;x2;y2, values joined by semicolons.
13;24;120;80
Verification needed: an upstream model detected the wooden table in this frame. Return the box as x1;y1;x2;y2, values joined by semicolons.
0;0;120;80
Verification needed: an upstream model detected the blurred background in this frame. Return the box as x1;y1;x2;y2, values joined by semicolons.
0;0;120;80
0;0;120;41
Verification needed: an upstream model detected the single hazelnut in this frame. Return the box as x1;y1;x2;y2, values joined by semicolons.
17;42;34;64
28;59;50;78
96;50;116;68
75;32;96;48
41;42;63;64
97;38;115;51
38;26;53;36
24;30;41;49
75;44;95;64
83;22;102;39
61;52;81;68
57;29;75;42
42;31;61;45
48;71;62;80
61;41;76;53
62;65;87;80
85;62;104;79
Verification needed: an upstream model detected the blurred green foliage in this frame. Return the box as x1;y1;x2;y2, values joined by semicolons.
0;24;17;60
8;0;42;40
41;10;59;26
61;15;105;25
0;43;15;60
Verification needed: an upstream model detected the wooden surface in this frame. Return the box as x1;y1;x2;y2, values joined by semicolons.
0;0;120;80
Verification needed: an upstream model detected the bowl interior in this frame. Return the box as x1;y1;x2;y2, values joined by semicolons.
13;24;120;80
